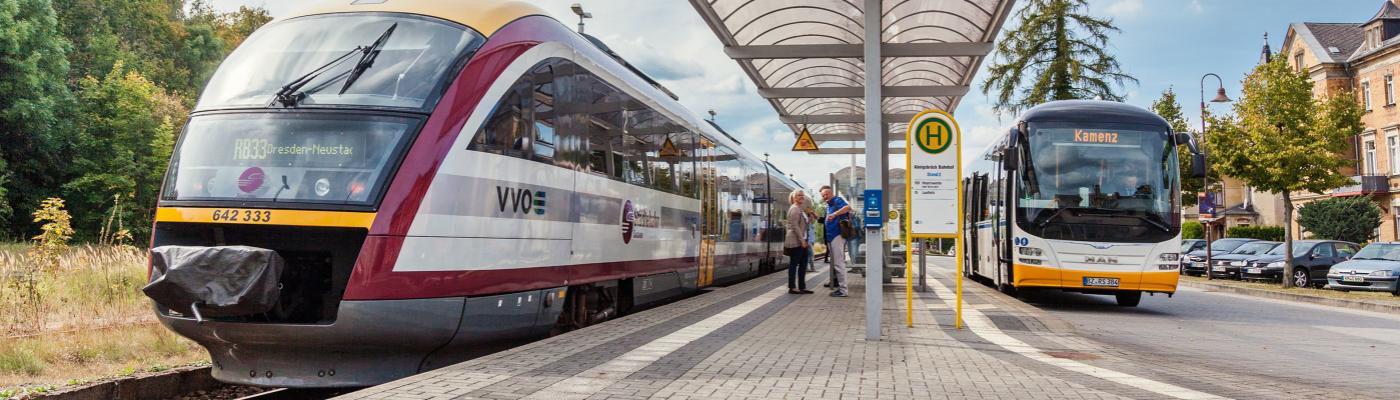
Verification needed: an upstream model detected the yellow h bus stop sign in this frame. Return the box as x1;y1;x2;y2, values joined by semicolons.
904;109;964;329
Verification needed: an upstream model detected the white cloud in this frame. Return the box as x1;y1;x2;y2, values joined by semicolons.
1189;0;1205;14
1104;0;1145;19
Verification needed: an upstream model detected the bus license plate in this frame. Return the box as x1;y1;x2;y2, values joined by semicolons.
1083;277;1119;287
1343;275;1366;283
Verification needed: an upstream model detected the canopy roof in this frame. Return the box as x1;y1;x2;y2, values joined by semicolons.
690;0;1015;154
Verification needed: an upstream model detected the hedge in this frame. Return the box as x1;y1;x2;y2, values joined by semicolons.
1183;221;1203;239
1226;225;1285;242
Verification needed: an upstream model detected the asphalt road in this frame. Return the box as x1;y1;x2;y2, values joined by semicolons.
1026;279;1400;397
922;256;1400;398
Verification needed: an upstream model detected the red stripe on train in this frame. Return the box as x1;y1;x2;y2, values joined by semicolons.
343;235;769;300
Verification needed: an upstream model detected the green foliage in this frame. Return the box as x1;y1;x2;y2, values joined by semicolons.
1226;225;1284;242
64;62;184;240
1182;221;1203;239
1297;197;1381;244
1151;88;1216;206
981;0;1137;115
0;0;73;235
1210;56;1365;287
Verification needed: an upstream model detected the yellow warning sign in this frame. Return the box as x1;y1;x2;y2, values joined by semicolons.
792;128;819;151
660;137;682;157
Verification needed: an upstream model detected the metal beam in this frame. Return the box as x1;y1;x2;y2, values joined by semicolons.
723;42;993;59
757;86;968;99
810;147;906;155
779;113;918;124
810;134;865;142
862;0;883;342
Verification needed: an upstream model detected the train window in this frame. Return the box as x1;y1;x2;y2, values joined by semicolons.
532;65;557;163
470;78;531;159
677;132;697;198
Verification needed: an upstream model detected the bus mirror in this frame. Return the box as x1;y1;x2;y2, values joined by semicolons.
1003;128;1020;171
1191;153;1206;178
1175;133;1193;148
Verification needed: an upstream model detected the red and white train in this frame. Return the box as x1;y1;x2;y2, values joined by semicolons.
148;0;801;387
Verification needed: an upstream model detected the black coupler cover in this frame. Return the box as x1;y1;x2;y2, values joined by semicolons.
144;246;285;317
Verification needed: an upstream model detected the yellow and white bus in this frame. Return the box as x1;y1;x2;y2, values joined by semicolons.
962;100;1204;306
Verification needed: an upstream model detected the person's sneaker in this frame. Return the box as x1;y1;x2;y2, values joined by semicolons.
830;291;848;297
800;289;814;294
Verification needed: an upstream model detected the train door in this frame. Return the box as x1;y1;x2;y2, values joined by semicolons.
697;139;718;287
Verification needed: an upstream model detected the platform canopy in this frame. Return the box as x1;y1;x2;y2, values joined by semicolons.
689;0;1016;154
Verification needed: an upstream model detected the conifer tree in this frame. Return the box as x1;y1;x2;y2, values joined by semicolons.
981;0;1137;115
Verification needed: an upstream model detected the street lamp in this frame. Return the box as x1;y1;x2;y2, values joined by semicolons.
708;109;717;122
1200;73;1232;281
570;3;592;34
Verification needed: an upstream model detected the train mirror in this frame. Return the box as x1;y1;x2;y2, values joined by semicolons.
1191;153;1206;178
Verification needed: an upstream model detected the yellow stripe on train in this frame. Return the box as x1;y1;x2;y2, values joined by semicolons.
155;207;376;229
1013;264;1179;293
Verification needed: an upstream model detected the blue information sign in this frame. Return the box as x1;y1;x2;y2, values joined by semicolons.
863;189;883;228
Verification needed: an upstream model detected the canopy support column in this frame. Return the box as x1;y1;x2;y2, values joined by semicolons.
862;0;884;342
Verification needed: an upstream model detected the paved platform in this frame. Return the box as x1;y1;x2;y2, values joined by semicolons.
336;262;1230;400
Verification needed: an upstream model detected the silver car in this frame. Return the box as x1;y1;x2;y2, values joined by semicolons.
1326;242;1400;295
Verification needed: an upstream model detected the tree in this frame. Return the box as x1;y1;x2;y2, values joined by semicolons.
980;0;1137;115
64;62;185;240
1150;88;1216;207
0;0;73;236
1297;197;1381;244
1207;57;1362;288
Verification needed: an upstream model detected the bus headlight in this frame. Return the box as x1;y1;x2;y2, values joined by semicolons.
1017;258;1043;265
1018;247;1043;257
1159;253;1179;261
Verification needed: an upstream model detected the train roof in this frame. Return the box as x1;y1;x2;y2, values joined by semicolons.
280;0;548;36
1018;100;1171;129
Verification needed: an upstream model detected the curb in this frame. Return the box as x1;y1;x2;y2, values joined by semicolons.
38;366;220;400
1180;280;1400;315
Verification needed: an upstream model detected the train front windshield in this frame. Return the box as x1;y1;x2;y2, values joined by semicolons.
197;14;483;110
1015;123;1180;242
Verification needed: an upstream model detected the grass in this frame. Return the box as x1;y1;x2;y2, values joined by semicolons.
0;244;154;336
0;243;210;395
1183;275;1400;303
0;324;208;392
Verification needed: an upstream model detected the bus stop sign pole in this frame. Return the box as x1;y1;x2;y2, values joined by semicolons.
905;109;964;329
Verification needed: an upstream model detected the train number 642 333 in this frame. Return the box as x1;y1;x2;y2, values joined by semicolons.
211;209;272;223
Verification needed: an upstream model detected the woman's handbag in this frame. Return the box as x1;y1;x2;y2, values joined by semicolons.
838;219;855;240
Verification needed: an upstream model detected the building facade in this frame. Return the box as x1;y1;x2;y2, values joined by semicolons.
1282;0;1400;241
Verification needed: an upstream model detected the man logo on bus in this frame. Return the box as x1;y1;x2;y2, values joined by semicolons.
621;200;636;244
914;118;954;154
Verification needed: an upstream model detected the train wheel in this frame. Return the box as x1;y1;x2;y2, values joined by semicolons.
1115;291;1142;307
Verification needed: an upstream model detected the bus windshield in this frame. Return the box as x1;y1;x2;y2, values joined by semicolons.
161;113;420;207
1015;123;1180;242
197;14;484;111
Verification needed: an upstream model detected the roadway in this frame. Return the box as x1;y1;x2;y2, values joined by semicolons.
925;256;1400;399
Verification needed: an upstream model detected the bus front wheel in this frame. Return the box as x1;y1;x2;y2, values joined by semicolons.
1114;291;1142;307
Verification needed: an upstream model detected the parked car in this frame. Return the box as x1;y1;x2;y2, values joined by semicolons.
1207;241;1280;279
1327;242;1400;295
1182;238;1258;276
1182;239;1206;254
1240;240;1360;287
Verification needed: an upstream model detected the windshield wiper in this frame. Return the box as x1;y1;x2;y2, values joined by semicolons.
339;23;397;95
271;23;397;107
273;48;363;107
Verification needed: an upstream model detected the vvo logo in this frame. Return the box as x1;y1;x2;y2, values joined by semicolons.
496;186;546;215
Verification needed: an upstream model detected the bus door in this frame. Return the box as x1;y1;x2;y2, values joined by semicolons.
697;139;718;287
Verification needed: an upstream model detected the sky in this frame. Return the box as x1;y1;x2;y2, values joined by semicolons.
207;0;1390;189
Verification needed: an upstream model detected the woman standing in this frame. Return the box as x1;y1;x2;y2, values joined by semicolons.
785;190;813;294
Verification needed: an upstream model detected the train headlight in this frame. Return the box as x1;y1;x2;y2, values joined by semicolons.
314;178;331;197
1017;247;1043;257
1159;253;1180;262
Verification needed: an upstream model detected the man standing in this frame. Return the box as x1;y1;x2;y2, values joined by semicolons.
820;185;851;297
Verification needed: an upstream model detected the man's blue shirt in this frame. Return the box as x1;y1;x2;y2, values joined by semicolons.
824;196;849;243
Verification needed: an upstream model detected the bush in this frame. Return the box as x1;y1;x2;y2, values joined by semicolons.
1297;197;1381;244
1183;221;1204;239
1227;225;1285;241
